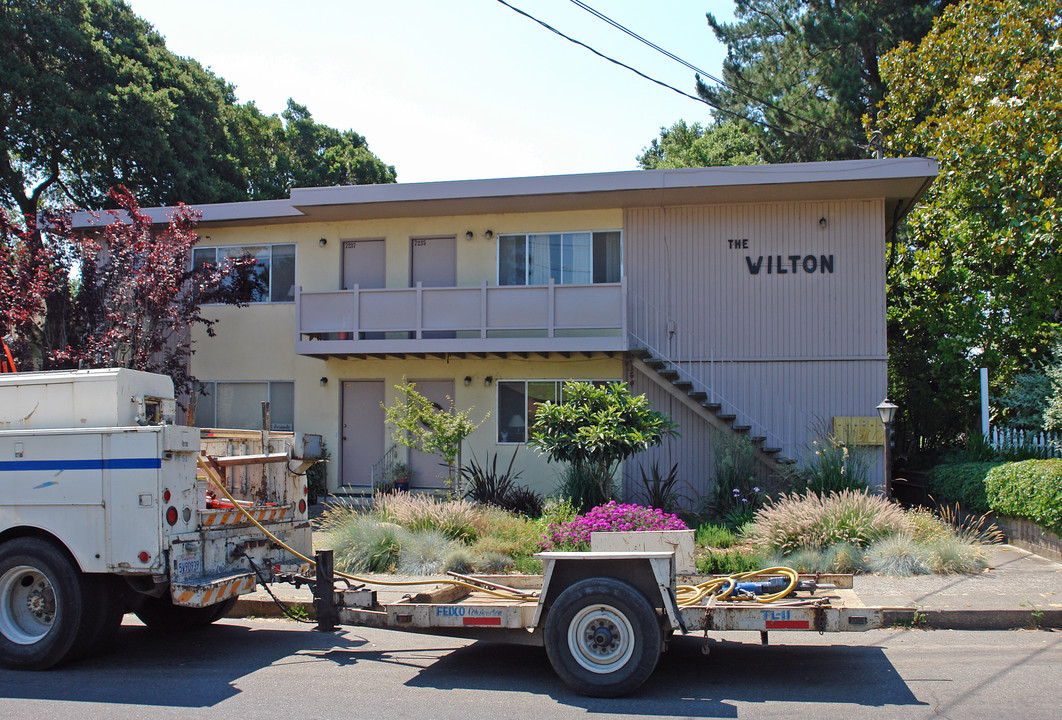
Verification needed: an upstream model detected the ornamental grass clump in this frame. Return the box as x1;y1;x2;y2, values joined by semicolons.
541;501;688;551
375;491;480;542
748;489;911;554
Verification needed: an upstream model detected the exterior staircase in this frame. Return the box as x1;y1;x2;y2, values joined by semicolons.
629;347;794;471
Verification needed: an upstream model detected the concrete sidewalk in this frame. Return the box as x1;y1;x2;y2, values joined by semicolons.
231;544;1062;630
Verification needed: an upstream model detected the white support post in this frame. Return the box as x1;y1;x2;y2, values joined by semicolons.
980;367;990;437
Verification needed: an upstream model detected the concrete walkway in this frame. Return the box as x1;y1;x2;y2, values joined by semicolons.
232;544;1062;630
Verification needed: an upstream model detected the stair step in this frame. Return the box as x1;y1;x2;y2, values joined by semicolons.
659;369;679;380
688;391;707;402
629;348;652;359
749;435;767;445
703;402;722;412
643;358;666;369
672;380;693;391
716;413;736;422
732;425;751;433
763;447;783;455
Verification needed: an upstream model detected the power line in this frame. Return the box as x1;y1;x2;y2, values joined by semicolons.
492;0;827;146
566;0;868;147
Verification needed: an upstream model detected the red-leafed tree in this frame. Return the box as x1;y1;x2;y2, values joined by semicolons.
0;187;258;393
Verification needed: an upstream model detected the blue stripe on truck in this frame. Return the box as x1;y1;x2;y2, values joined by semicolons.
0;458;163;471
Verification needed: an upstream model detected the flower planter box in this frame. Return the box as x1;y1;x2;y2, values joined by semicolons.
590;529;696;574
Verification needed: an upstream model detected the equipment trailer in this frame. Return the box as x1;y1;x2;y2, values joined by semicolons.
307;548;884;697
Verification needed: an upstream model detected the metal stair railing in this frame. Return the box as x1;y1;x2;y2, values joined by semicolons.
627;289;791;458
369;444;399;492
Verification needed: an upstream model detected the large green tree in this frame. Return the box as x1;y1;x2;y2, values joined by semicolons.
0;0;394;220
698;0;951;162
874;0;1062;449
637;120;762;169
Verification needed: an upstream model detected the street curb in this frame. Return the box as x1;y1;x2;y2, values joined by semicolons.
881;608;1061;630
230;598;1062;630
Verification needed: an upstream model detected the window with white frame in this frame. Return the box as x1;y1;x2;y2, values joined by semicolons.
498;231;621;286
496;379;613;444
192;381;295;431
192;243;296;302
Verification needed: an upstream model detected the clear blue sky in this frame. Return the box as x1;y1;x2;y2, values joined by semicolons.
124;0;736;183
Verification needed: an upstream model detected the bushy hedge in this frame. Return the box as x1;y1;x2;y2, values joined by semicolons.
925;462;1004;513
986;460;1062;536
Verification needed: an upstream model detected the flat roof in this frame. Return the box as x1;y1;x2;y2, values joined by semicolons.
69;158;937;232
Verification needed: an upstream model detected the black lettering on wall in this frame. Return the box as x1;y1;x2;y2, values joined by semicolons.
820;255;834;273
745;256;764;275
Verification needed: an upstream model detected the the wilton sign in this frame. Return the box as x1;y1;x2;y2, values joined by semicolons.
727;238;835;275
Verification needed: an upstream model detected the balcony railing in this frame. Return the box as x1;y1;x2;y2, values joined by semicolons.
294;278;627;355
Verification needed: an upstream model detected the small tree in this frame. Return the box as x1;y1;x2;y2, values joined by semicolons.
1;187;258;394
529;381;678;504
382;380;487;494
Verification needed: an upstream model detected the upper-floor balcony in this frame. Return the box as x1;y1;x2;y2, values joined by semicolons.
294;279;627;357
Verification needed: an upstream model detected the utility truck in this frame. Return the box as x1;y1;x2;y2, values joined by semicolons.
0;368;318;670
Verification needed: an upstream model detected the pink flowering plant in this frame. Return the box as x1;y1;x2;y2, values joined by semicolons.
541;500;688;551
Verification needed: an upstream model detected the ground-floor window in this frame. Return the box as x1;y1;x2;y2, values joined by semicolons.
192;380;295;431
496;379;612;444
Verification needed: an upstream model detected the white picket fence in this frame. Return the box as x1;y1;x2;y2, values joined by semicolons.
989;427;1062;458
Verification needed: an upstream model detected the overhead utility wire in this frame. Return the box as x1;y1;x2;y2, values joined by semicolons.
566;0;868;148
492;0;822;144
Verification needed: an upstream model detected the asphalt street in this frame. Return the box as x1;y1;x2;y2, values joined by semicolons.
0;618;1058;719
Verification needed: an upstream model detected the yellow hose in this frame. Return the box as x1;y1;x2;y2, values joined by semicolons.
195;456;531;601
676;567;800;606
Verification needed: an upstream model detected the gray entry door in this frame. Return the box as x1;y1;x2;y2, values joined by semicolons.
341;380;385;489
343;239;385;289
411;237;456;338
408;379;454;489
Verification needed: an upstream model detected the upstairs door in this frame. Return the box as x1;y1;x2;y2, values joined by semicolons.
343;239;386;339
407;379;454;490
411;236;456;338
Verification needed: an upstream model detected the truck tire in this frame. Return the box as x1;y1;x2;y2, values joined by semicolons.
543;577;662;698
134;594;236;631
75;574;125;658
0;537;95;670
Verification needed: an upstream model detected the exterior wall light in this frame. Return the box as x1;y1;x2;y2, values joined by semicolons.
465;231;474;240
464;376;472;386
484;376;493;387
485;230;494;239
320;377;328;386
319;238;328;247
819;217;828;228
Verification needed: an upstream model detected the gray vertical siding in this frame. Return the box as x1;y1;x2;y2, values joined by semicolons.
623;200;888;502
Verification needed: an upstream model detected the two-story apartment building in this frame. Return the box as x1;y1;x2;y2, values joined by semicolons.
81;159;936;501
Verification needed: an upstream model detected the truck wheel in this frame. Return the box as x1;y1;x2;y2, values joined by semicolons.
543;577;662;698
134;594;235;631
75;575;125;658
0;538;94;670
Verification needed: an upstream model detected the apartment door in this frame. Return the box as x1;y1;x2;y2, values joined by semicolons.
343;239;385;339
408;379;454;489
341;380;385;489
411;236;456;338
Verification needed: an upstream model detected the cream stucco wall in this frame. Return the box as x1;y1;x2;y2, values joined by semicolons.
189;208;624;495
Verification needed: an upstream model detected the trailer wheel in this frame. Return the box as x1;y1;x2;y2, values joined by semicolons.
0;538;94;670
544;577;662;697
134;594;235;631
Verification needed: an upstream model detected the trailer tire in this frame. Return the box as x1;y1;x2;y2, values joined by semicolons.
543;577;662;698
0;537;94;670
133;594;235;631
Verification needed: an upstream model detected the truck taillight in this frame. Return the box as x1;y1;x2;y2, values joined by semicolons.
299;499;306;514
166;506;178;525
163;489;171;502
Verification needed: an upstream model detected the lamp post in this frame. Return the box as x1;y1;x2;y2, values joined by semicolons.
876;399;898;499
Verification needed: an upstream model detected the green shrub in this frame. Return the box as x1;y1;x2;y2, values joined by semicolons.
824;542;867;573
556;463;615;513
697;548;765;574
865;535;931;576
397;530;461;575
796;428;871;494
986;459;1062;536
703;431;764;524
695;522;738;549
474;551;514;573
748;490;912;553
375;492;480;542
921;536;989;575
925;462;1002;512
319;511;408;573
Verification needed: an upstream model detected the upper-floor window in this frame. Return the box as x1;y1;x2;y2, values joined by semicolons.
192;243;296;303
498;231;621;286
